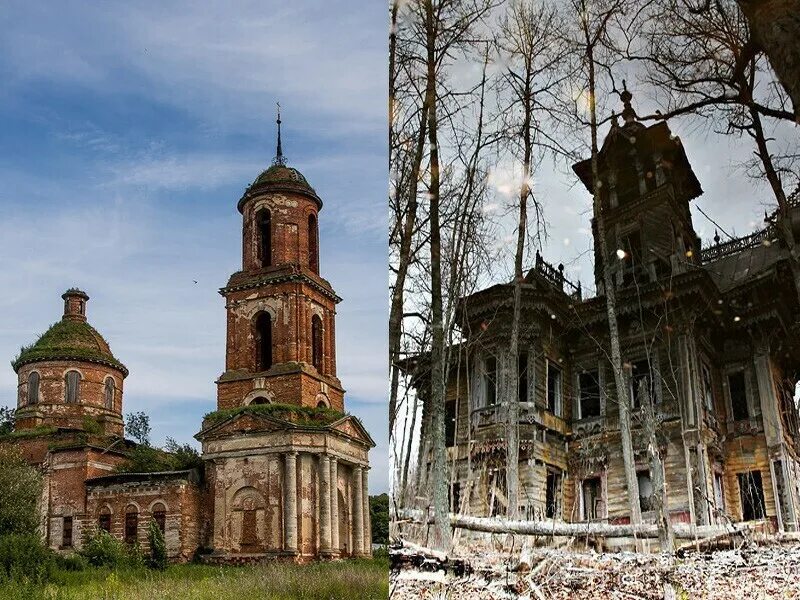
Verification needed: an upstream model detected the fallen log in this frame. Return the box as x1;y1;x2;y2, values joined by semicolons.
396;509;752;540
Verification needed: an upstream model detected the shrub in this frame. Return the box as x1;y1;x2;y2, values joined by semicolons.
0;534;55;583
147;520;167;570
78;529;130;568
0;448;43;536
56;553;88;572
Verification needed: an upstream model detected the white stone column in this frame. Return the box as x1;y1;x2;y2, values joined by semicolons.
330;457;339;554
284;452;298;554
319;454;332;555
353;466;364;556
362;466;371;556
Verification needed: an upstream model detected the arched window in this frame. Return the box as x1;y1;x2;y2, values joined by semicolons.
255;312;273;371
27;372;40;406
98;507;112;533
152;502;166;534
124;506;138;545
250;397;270;406
308;214;318;273
104;377;115;410
65;370;81;403
257;209;272;268
311;315;323;372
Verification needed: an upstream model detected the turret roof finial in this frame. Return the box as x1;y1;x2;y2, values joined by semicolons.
620;80;636;125
274;102;286;166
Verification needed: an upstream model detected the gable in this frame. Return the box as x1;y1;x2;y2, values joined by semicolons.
330;416;375;447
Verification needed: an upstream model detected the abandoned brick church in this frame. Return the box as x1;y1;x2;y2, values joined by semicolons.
412;91;800;541
2;132;374;562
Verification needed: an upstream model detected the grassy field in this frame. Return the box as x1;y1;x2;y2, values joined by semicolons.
0;556;389;600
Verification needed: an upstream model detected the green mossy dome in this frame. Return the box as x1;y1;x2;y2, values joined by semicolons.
12;319;128;375
251;164;314;190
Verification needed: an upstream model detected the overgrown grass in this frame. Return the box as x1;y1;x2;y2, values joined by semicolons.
202;403;345;429
0;556;389;600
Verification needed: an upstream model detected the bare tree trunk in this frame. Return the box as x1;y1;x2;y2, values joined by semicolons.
585;36;642;529
424;0;453;552
737;0;800;121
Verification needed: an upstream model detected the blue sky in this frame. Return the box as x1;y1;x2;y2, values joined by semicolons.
0;1;389;492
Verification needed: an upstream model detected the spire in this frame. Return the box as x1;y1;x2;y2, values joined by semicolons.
620;80;637;125
274;102;286;166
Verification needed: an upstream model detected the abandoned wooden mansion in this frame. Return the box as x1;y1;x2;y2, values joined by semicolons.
1;136;374;562
412;92;800;541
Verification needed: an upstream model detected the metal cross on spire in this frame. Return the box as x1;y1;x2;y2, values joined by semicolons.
274;102;286;166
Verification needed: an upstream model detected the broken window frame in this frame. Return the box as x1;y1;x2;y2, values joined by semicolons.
546;360;563;416
484;355;498;407
518;351;529;404
580;476;604;521
701;361;714;412
444;398;456;447
727;369;750;422
628;358;655;409
578;369;601;419
545;469;562;519
637;470;655;513
737;470;766;521
62;516;73;548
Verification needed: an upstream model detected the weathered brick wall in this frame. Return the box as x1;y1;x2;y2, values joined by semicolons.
241;192;319;273
85;474;202;562
15;360;125;436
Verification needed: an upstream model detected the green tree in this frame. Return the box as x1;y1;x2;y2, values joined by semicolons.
147;520;167;570
164;437;203;471
0;447;43;536
0;407;14;436
369;493;389;545
125;411;151;446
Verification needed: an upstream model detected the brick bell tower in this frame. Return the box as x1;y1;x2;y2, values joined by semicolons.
216;110;344;412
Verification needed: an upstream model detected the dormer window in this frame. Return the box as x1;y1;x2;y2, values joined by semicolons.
257;209;272;268
65;370;81;403
27;372;40;406
104;377;115;410
308;214;318;273
311;314;323;372
255;312;273;371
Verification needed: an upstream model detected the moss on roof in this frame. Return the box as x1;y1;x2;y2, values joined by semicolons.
251;164;314;190
202;402;344;430
12;319;127;375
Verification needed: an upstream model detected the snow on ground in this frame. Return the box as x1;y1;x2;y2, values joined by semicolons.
390;543;800;599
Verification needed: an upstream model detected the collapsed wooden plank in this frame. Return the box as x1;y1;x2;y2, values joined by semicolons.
397;508;754;540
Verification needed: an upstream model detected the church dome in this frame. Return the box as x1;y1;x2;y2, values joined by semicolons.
12;290;128;376
238;163;322;212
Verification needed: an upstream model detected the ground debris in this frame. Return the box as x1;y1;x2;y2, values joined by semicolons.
390;542;800;599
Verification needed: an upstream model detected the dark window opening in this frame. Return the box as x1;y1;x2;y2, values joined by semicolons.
629;359;654;408
449;482;462;513
546;471;562;519
579;370;601;418
308;214;318;273
484;356;497;406
547;362;562;415
638;471;654;512
311;314;323;372
518;352;529;403
258;209;272;268
255;312;273;371
27;372;40;406
445;399;456;447
729;370;749;421
62;516;73;548
250;397;270;406
738;471;765;521
99;512;111;533
104;378;115;410
616;164;640;204
153;507;166;534
316;400;328;408
65;371;80;404
124;509;138;545
582;477;602;520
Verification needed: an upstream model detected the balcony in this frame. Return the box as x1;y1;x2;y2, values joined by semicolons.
471;402;569;436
